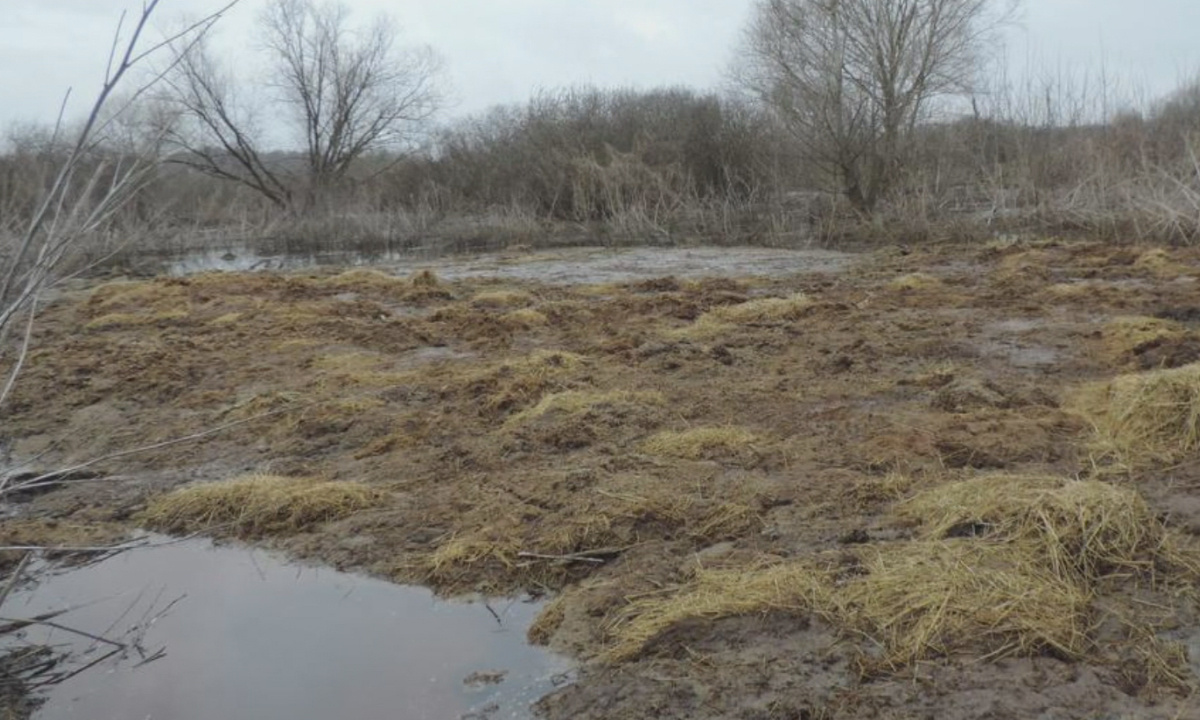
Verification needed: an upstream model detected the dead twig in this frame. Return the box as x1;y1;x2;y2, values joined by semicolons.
516;547;628;565
0;552;33;610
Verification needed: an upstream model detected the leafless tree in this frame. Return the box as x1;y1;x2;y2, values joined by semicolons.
733;0;1016;211
162;0;445;211
0;0;238;410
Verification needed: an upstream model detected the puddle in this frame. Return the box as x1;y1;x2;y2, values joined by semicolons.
167;246;856;284
4;539;570;720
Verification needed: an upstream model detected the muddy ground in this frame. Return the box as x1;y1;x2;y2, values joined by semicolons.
4;240;1200;718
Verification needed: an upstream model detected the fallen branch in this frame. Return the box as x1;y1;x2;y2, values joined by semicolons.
516;547;628;565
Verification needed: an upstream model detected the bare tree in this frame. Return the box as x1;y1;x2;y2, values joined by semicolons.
163;0;445;210
0;0;238;409
734;0;1016;211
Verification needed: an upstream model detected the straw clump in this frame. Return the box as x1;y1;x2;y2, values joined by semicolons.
606;562;829;662
1133;249;1189;278
1070;362;1200;467
85;309;190;330
888;273;944;291
642;426;762;462
141;474;381;538
506;389;665;427
472;290;536;308
899;475;1196;581
1101;316;1186;365
676;294;813;338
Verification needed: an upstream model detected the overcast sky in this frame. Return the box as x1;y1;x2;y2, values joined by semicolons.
3;0;1199;136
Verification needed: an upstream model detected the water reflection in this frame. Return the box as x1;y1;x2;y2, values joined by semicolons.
5;539;569;720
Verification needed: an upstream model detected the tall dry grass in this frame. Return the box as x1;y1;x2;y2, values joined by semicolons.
8;73;1200;263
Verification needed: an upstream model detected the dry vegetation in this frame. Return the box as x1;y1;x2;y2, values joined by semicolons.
6;240;1200;718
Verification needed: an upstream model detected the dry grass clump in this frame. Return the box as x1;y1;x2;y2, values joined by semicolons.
410;269;439;287
472;290;535;308
706;294;814;324
310;351;386;373
606;472;1200;671
674;294;814;338
421;475;766;594
457;349;589;413
837;540;1092;668
605;562;829;662
888;273;943;291
1070;362;1200;467
899;475;1198;580
1044;281;1094;299
1101;316;1186;364
605;541;1091;666
141;474;381;538
321;268;407;290
210;312;244;326
642;426;763;462
1133;249;1188;278
85;309;190;330
506;389;665;426
993;249;1055;284
500;308;549;329
88;279;188;312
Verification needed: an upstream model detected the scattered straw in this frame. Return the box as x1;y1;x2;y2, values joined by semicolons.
141;474;381;538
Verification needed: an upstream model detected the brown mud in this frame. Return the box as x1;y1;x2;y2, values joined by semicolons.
5;239;1200;718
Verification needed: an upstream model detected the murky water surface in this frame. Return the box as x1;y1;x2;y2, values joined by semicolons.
6;540;569;720
169;246;855;283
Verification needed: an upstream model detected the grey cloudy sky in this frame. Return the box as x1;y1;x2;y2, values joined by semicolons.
2;0;1199;133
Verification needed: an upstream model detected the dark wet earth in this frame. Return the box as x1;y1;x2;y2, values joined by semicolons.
4;540;570;720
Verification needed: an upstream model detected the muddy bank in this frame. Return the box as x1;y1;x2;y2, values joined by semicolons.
4;239;1200;718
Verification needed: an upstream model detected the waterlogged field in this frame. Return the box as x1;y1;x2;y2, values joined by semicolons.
5;241;1200;719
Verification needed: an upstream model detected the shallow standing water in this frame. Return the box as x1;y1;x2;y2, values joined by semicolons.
6;540;570;720
167;246;855;283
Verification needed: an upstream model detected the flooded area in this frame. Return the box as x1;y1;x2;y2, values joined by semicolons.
167;245;855;283
5;540;570;720
9;240;1200;719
